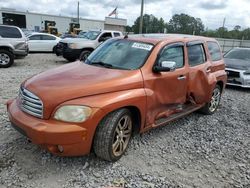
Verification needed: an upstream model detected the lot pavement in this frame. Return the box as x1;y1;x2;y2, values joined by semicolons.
0;54;249;188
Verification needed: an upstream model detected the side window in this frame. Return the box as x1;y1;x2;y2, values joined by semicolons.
100;32;112;40
0;26;22;38
207;42;222;61
158;45;184;68
29;35;42;40
114;32;121;37
187;44;206;66
41;35;56;40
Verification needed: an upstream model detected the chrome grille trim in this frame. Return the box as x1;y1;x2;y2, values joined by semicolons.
19;87;43;118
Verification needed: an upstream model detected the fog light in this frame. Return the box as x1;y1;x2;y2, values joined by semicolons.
57;145;64;153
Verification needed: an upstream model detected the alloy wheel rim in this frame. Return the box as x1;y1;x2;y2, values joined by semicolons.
112;115;132;157
81;52;90;61
209;88;221;112
0;53;10;65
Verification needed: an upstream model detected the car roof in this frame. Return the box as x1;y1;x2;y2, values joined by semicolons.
126;33;217;45
0;24;20;29
28;32;59;37
89;29;122;33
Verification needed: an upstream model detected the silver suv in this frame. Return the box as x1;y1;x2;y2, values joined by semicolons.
0;25;29;68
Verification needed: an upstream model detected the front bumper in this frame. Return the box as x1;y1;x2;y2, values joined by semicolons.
225;68;250;88
6;99;100;156
62;48;82;61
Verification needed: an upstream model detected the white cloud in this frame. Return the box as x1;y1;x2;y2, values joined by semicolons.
1;0;250;30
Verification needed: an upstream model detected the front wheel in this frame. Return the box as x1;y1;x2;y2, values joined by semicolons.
93;109;133;161
79;50;91;61
199;85;221;115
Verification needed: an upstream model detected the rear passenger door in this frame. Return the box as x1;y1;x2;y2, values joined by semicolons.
187;41;213;104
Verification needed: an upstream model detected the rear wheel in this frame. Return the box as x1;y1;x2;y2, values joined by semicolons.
93;109;133;161
79;50;91;61
0;49;14;68
199;85;221;115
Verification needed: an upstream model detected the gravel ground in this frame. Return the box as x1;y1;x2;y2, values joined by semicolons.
0;54;249;188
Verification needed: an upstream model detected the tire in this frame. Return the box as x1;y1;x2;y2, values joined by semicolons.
52;46;57;54
199;85;221;115
79;50;91;61
93;108;133;161
65;58;76;62
0;49;14;68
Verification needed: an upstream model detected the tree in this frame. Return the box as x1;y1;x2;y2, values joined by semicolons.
167;13;204;35
132;14;166;34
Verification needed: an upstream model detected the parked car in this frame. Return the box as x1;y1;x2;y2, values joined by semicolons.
0;25;28;68
27;33;61;52
7;34;227;161
224;47;250;88
55;30;123;61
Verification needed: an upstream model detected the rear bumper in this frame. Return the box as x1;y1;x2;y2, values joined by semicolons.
6;99;100;156
13;49;29;56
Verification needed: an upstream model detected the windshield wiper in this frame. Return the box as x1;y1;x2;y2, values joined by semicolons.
91;61;113;68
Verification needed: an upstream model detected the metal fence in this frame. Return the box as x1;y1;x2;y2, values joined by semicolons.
216;38;250;53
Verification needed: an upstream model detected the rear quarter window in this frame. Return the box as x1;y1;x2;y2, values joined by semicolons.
114;32;121;37
207;41;222;61
0;26;22;38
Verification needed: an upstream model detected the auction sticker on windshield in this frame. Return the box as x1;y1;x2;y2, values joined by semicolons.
132;42;153;51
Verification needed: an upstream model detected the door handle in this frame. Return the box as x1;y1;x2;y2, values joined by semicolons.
206;67;211;73
178;75;186;80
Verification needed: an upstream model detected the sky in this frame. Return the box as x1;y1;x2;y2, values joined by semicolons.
0;0;250;30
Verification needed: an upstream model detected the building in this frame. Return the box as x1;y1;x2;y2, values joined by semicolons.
0;8;127;33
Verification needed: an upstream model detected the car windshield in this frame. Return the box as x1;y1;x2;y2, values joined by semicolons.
85;39;154;70
224;49;250;60
78;31;101;40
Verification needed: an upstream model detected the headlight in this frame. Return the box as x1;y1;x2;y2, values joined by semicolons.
68;43;78;49
243;70;250;75
54;105;92;123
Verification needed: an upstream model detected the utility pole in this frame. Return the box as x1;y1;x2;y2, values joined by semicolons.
222;17;226;38
77;1;80;24
139;0;144;34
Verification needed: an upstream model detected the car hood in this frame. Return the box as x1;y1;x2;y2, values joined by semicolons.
24;61;143;119
224;58;250;70
59;38;91;43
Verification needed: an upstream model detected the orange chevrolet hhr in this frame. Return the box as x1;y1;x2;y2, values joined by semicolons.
7;34;227;161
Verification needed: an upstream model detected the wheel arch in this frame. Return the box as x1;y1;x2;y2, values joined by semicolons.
81;47;94;52
0;46;14;53
216;80;224;92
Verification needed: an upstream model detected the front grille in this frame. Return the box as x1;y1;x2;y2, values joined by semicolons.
226;70;240;78
19;87;43;118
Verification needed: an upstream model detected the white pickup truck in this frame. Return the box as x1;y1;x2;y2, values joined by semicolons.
55;30;123;62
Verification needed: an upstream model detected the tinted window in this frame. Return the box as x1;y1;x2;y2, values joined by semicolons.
86;39;153;70
0;26;22;38
158;46;184;68
224;49;250;60
29;35;42;40
114;32;121;37
42;35;56;40
100;32;112;40
207;42;222;61
188;44;206;66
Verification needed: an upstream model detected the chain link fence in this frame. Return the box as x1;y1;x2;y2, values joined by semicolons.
216;38;250;53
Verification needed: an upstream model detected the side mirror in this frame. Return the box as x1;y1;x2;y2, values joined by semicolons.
153;61;176;72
